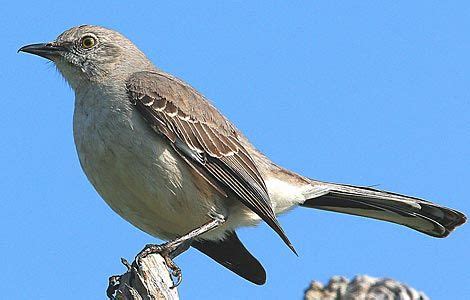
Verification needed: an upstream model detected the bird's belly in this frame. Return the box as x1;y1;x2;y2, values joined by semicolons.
73;106;227;240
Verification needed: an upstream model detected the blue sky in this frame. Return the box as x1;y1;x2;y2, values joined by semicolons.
2;1;469;299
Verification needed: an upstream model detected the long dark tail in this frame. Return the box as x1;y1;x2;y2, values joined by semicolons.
301;181;466;237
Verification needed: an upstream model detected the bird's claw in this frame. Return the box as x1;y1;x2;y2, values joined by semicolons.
136;242;183;288
136;243;165;265
164;254;183;288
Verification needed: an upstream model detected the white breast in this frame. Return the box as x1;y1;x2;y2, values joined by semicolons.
72;85;267;242
73;86;222;240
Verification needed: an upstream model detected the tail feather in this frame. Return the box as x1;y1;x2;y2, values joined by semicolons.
301;182;466;237
192;231;266;285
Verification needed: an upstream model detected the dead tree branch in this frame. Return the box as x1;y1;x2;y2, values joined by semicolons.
107;254;179;300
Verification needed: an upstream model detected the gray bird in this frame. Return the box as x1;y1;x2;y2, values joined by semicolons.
19;25;466;285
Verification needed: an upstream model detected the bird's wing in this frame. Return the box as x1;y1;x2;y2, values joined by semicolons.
126;71;294;252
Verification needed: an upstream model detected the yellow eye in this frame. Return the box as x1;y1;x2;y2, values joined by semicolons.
81;36;96;49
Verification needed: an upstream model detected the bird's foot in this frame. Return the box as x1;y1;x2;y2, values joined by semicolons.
135;217;225;288
136;242;183;288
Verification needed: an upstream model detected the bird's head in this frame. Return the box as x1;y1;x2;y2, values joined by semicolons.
19;25;154;90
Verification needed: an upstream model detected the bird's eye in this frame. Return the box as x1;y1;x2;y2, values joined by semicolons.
81;36;96;49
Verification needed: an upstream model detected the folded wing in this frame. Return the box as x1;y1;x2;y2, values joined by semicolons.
126;71;295;252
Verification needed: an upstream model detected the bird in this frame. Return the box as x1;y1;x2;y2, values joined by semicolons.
19;25;466;286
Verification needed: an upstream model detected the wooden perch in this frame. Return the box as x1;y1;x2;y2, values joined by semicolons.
106;255;431;299
107;254;179;300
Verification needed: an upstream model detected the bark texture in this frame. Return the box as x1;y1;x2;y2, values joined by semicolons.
304;275;429;300
108;254;179;300
107;256;429;300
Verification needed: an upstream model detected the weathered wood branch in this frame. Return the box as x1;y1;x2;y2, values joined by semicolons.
107;254;179;300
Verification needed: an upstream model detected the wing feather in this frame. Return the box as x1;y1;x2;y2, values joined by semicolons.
126;71;294;252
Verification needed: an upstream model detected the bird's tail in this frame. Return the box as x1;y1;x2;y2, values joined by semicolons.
301;181;466;237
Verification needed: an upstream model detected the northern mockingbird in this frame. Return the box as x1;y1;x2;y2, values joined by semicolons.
20;25;466;286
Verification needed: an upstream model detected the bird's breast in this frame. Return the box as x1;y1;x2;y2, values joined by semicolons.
72;91;225;240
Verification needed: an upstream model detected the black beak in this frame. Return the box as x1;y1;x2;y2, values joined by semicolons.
18;42;66;59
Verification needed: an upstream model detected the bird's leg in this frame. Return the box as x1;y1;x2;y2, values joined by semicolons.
168;239;192;259
136;213;225;287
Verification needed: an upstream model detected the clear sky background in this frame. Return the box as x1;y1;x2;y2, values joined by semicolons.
2;1;469;299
